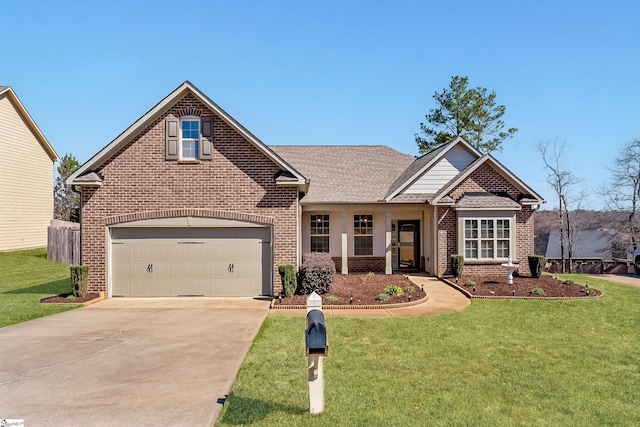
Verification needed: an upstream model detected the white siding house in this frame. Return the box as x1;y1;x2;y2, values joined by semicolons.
0;86;58;251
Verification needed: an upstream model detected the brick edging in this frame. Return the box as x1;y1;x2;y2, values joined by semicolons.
39;292;106;307
441;278;604;300
270;294;429;310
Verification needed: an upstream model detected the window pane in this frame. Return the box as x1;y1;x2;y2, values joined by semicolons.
481;220;494;239
465;240;478;258
497;220;510;239
465;220;478;239
311;236;329;253
354;236;373;255
182;140;197;158
481;240;494;258
497;240;510;258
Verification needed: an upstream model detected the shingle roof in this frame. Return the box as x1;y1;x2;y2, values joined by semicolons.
455;192;521;210
385;143;450;199
270;145;415;203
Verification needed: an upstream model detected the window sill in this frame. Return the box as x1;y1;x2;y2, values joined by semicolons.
177;160;201;165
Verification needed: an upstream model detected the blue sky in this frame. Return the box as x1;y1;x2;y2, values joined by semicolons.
2;0;639;210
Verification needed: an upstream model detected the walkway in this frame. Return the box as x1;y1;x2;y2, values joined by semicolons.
269;275;470;317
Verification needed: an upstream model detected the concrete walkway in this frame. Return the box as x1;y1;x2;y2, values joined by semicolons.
270;275;470;317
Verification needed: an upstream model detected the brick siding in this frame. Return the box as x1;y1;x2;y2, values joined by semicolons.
81;93;298;296
332;257;385;273
436;163;536;277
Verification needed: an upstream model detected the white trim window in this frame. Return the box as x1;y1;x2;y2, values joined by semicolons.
459;213;514;260
165;116;213;161
180;117;199;160
354;214;373;256
310;214;330;253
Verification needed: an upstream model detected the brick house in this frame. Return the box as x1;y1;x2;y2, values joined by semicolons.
68;81;544;297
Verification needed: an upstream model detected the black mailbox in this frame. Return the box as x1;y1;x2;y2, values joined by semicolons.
306;309;328;356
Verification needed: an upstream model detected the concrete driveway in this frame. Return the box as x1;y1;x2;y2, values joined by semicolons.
597;273;640;288
0;297;270;426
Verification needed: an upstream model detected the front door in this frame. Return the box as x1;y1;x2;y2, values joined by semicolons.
397;220;420;270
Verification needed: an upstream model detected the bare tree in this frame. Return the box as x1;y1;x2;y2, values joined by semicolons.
538;139;582;273
598;138;640;251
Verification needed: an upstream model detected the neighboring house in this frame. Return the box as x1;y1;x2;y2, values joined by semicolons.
544;229;632;273
67;81;545;297
0;86;59;251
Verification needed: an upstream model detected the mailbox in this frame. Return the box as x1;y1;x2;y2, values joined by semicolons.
306;309;328;356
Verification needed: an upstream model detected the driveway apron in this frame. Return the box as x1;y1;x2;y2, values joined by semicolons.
0;297;270;426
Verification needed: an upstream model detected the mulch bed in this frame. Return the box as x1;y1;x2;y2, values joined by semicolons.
277;274;426;306
454;275;601;298
40;293;101;304
277;273;601;306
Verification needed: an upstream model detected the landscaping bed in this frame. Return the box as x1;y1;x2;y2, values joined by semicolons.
277;273;601;307
453;275;601;298
277;273;426;306
40;293;102;305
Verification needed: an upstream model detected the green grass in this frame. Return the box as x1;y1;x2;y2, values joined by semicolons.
217;275;640;426
0;248;78;328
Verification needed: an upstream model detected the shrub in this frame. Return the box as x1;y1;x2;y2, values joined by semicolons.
70;265;89;297
531;287;545;295
464;280;476;287
564;280;575;285
528;255;545;278
451;255;464;278
298;252;336;295
66;295;76;301
325;295;338;302
384;285;404;296
278;264;297;297
404;285;415;294
377;292;390;302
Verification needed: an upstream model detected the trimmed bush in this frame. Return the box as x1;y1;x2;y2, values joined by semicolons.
528;255;545;278
70;265;89;297
298;252;336;295
451;254;464;278
278;264;297;297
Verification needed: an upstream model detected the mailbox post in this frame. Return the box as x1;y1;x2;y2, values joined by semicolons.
306;291;327;414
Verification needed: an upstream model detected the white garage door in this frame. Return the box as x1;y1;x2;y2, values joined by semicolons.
110;227;271;297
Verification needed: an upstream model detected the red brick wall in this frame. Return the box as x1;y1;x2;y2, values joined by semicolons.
332;257;385;273
81;93;298;295
436;162;536;277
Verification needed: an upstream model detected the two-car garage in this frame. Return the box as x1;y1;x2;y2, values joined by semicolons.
109;217;272;297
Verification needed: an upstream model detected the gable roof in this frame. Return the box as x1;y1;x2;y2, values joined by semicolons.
0;86;58;162
431;153;545;206
384;136;482;201
68;81;306;186
270;145;415;204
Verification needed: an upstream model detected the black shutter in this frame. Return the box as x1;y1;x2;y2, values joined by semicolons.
165;118;179;160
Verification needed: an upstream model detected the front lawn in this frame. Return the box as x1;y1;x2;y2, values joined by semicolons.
217;275;640;426
0;248;78;328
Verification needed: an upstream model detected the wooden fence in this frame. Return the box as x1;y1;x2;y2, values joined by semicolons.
47;220;80;265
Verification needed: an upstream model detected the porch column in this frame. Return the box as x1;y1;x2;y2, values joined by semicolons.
341;211;348;274
385;210;392;274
